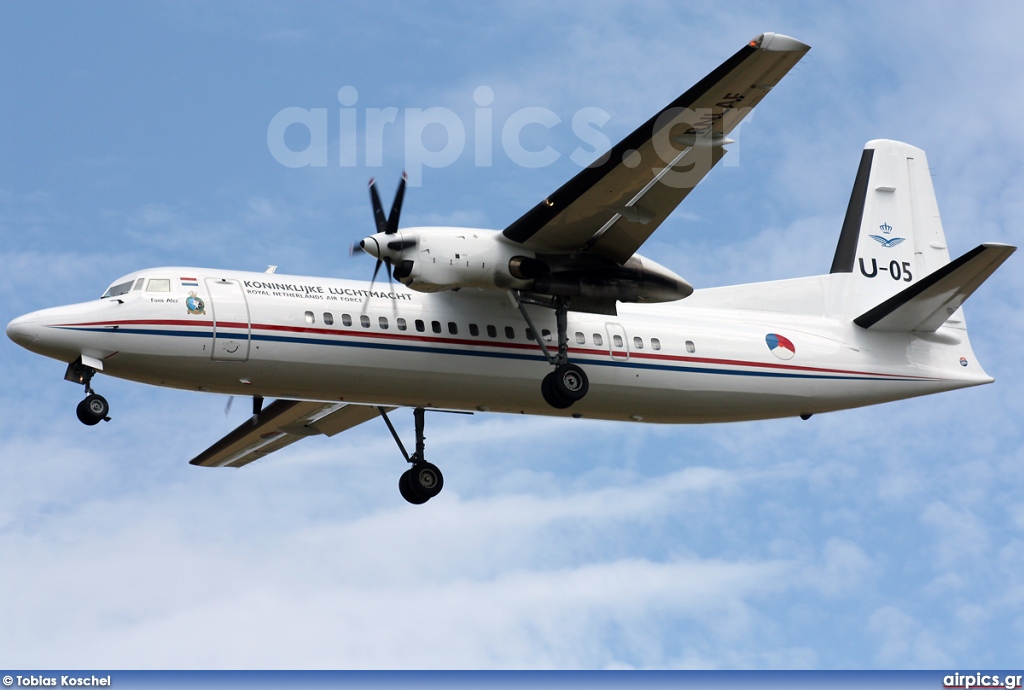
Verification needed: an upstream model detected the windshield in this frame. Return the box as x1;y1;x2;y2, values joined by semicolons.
101;279;135;299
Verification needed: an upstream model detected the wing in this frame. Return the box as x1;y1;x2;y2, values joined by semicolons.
189;399;389;468
502;33;810;264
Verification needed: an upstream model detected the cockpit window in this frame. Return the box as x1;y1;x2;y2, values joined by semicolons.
101;280;135;299
146;279;171;292
132;278;145;290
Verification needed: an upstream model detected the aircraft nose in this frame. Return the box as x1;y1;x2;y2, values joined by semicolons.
6;312;40;348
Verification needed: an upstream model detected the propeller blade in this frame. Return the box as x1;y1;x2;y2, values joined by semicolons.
369;258;383;290
368;178;388;235
385;171;407;235
224;396;234;416
384;257;398;318
349;240;365;257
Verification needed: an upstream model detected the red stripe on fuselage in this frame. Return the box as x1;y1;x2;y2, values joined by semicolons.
52;318;944;381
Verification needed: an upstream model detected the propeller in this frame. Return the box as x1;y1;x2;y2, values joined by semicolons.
357;172;408;314
224;395;263;418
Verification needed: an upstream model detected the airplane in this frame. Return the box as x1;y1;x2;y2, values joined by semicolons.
6;33;1015;505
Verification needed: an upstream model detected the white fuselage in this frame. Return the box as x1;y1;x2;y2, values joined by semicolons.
7;266;991;424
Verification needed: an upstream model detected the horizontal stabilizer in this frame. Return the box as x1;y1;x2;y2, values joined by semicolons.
854;243;1015;332
190;399;388;468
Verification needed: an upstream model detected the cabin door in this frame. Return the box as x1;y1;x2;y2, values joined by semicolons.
205;278;252;362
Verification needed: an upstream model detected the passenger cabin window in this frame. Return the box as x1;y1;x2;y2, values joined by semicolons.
415;319;425;333
146;279;171;292
305;311;315;324
360;315;370;328
575;332;585;345
379;316;389;329
431;321;442;334
633;336;644;349
469;324;479;336
487;325;497;338
323;312;334;326
542;329;552;342
686;340;696;353
448;322;458;335
504;326;515;339
101;280;135;299
651;338;662;351
397;318;407;331
526;328;534;341
342;314;352;326
613;334;623;347
593;333;604;346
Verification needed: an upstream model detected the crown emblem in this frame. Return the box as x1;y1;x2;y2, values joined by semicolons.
879;222;893;234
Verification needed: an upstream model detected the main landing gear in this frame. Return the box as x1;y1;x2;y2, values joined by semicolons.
65;358;110;426
378;406;444;505
510;290;590;409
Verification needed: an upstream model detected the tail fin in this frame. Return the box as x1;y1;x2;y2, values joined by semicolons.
830;140;955;319
829;140;1015;330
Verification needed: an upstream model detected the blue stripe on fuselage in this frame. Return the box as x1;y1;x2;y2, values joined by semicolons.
51;325;925;383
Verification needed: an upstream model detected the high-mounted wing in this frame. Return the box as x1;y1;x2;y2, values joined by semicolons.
190;399;389;468
502;32;810;264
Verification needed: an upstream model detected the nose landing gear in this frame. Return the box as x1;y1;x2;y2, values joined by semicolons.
76;394;110;426
65;357;110;425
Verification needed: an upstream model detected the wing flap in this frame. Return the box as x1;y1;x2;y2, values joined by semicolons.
189;399;389;468
853;243;1015;332
502;33;810;263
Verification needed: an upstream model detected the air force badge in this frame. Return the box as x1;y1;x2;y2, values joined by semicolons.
186;291;206;315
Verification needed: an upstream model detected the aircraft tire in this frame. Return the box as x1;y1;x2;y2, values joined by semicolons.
552;363;589;402
76;394;108;426
399;469;430;505
411;462;444;498
541;372;574;409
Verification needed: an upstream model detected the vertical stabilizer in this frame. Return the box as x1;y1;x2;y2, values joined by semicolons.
830;140;951;318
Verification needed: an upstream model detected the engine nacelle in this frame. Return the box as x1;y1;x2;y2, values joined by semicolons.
368;227;534;292
535;254;693;303
361;226;692;304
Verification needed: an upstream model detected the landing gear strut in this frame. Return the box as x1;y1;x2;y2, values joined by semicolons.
379;407;444;505
65;358;110;426
510;290;590;409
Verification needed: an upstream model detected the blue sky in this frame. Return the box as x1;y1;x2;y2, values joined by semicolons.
2;0;1024;669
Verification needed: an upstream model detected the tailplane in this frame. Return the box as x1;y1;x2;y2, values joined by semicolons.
829;140;1014;330
854;242;1014;331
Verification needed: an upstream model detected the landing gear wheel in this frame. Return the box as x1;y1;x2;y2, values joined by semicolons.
380;407;447;505
76;394;109;426
552;363;588;402
412;462;444;498
398;463;443;504
541;371;574;409
399;469;430;505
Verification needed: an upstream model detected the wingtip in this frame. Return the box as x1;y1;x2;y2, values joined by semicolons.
751;32;810;53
